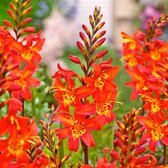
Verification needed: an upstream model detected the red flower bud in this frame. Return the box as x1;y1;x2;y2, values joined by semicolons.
9;3;17;11
77;41;85;53
7;9;16;20
117;120;125;130
134;147;146;156
94;38;106;48
21;18;32;27
3;20;13;27
79;32;89;49
23;0;31;8
82;24;91;38
22;6;32;16
69;55;81;64
89;15;94;28
21;27;36;34
97;22;105;30
79;32;87;43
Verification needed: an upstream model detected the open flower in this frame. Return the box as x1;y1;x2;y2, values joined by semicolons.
84;61;119;96
140;113;168;152
2;64;40;100
53;113;96;151
52;64;92;110
0;118;39;163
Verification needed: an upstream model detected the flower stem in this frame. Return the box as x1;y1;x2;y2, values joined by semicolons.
59;124;65;168
81;140;89;164
163;144;167;165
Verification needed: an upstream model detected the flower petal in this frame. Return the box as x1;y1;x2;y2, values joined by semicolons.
81;132;95;147
68;136;79;152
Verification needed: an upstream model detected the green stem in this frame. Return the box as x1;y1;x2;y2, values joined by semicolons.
59;124;65;168
163;144;167;165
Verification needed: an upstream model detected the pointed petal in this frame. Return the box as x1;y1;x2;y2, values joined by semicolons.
81;132;95;147
57;127;71;139
75;86;94;98
161;136;168;146
148;139;158;152
68;136;79;152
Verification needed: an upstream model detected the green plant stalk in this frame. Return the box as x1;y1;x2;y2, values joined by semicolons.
59;124;65;168
108;120;115;161
163;144;167;165
31;89;36;118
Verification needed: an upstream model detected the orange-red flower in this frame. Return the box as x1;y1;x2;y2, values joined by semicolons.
96;157;116;168
2;64;40;100
13;31;44;66
141;93;168;116
140;114;168;152
121;32;144;67
52;64;92;110
0;118;39;164
84;60;119;96
75;92;116;129
54;113;96;151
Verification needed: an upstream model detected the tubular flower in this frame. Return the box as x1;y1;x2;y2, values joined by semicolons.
141;93;168;115
121;32;143;67
125;66;149;100
75;92;116;130
0;119;40;163
96;157;116;168
140;114;168;152
2;64;40;100
53;113;96;151
119;154;157;168
14;31;44;66
52;64;92;109
84;62;120;95
0;98;23;136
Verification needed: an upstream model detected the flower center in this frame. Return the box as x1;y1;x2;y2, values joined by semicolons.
151;124;164;141
62;91;75;105
15;73;27;89
94;73;109;90
10;116;21;130
151;50;161;61
96;102;110;117
7;139;25;157
71;120;86;138
21;52;33;61
151;101;160;113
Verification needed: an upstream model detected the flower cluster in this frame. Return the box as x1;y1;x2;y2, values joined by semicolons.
0;0;59;167
121;13;168;166
52;6;119;155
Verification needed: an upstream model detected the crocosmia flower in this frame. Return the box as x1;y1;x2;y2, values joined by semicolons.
140;114;168;152
53;113;96;151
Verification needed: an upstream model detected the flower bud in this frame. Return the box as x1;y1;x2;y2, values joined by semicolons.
22;7;32;16
69;55;81;64
3;20;13;28
21;18;32;27
117;120;125;130
9;3;17;11
82;24;91;38
7;9;16;20
77;41;85;53
134;147;146;156
89;15;94;29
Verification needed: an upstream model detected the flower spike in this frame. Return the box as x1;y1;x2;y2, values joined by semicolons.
3;0;35;40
